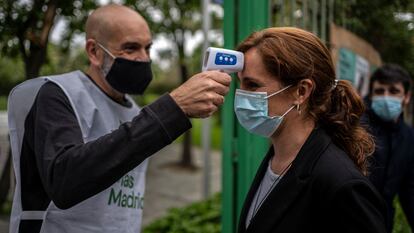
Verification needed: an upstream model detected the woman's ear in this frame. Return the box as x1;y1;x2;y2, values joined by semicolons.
294;79;313;105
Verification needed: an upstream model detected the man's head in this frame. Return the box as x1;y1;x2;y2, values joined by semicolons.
369;64;412;121
85;4;153;97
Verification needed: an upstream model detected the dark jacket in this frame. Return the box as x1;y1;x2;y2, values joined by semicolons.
238;127;387;233
362;106;414;232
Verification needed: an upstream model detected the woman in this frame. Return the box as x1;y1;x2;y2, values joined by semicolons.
234;27;387;233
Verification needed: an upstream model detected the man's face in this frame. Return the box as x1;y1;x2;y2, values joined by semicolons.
371;81;410;105
100;15;152;62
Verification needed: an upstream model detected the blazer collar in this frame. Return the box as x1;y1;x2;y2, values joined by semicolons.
238;127;332;233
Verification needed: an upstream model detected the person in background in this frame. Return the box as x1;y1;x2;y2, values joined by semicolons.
363;64;414;232
7;4;231;233
234;27;387;233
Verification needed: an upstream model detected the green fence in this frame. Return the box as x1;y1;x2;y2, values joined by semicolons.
221;1;270;232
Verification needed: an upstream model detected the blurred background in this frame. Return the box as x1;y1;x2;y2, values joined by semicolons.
0;0;413;232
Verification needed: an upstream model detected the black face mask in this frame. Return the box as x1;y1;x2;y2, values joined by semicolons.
98;43;153;95
105;57;153;95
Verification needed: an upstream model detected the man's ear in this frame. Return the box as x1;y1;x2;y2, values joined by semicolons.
85;39;101;67
293;79;313;106
403;90;411;105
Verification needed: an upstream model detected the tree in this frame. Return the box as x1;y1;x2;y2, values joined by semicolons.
335;0;414;76
125;0;222;168
0;0;98;79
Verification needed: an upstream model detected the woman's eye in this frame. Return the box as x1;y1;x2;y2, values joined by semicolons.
246;81;259;89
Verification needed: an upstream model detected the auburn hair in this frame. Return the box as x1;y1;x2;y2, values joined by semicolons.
237;27;374;175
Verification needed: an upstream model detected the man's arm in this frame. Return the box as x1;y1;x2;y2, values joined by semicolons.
30;82;191;209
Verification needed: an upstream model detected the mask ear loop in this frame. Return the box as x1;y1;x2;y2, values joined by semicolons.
281;105;296;117
265;85;292;99
270;105;296;119
97;42;116;59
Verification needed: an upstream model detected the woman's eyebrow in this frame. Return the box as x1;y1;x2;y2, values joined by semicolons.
242;76;259;82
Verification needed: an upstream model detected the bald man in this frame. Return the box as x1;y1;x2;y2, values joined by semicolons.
8;4;230;233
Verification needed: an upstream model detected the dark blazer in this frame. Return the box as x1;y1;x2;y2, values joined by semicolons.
238;127;387;233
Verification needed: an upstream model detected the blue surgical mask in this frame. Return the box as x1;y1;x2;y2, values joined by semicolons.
371;96;403;122
234;85;296;137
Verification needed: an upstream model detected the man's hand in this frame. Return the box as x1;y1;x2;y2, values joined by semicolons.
170;71;232;118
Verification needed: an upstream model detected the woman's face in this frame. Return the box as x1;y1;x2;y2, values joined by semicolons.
237;48;296;117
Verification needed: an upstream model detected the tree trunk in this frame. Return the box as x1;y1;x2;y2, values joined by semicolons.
25;44;47;79
178;61;195;167
22;0;57;79
181;127;193;167
169;32;196;169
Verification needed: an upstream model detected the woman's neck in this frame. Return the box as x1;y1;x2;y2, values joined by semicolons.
270;117;315;174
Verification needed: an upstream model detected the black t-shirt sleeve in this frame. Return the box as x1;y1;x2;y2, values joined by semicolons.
29;81;191;209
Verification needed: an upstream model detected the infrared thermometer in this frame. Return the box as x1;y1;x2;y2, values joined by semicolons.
202;47;244;73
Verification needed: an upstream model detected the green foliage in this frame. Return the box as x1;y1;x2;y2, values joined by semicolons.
129;0;202;35
0;0;98;78
0;43;89;96
40;44;89;76
393;199;412;233
0;200;12;216
0;0;98;55
0;56;25;96
128;0;202;68
0;96;7;111
143;193;221;233
123;0;222;75
335;0;414;77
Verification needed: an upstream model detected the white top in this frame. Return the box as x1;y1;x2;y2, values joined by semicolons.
245;159;281;229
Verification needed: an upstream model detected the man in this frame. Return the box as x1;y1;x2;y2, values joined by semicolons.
363;64;414;232
8;4;231;233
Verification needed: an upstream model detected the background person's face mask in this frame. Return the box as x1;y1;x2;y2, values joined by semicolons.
98;43;153;95
371;95;403;121
234;85;295;137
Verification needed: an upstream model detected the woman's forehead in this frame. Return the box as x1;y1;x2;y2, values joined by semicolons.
241;49;273;81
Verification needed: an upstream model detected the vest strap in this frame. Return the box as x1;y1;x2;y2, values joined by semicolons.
20;211;45;220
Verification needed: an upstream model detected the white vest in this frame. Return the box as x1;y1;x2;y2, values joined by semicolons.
8;71;148;233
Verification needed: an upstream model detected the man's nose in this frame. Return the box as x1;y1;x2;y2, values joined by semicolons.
383;90;391;96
